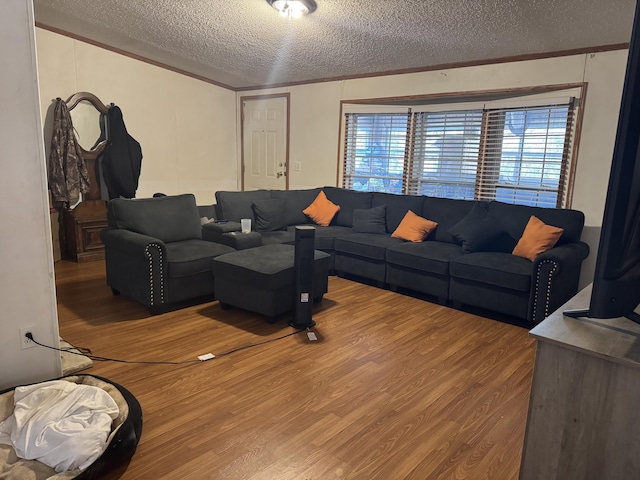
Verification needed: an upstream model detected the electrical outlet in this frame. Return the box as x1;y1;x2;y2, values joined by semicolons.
293;162;301;172
20;327;36;349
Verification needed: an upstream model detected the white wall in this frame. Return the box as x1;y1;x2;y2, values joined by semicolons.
571;51;628;276
238;51;629;288
35;28;238;205
33;26;628;291
0;0;61;390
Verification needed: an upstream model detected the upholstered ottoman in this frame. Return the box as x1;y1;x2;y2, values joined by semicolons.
211;244;330;319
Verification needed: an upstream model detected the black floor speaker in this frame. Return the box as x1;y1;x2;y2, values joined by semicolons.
290;226;316;329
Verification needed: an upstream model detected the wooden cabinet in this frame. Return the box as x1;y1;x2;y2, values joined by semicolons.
58;92;111;263
63;200;107;262
519;285;640;479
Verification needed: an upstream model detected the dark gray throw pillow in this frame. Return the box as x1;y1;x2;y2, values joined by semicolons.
448;202;511;253
352;205;387;234
252;198;287;232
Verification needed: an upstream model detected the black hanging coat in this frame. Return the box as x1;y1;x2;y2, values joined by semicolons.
101;106;142;199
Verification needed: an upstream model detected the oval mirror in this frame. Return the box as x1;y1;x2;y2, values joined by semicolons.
65;92;109;160
71;100;103;151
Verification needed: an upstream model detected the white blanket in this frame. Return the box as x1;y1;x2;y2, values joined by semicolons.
0;380;119;472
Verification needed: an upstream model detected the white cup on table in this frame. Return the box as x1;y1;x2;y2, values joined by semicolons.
241;218;251;233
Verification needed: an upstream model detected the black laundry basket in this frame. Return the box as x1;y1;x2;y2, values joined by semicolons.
0;374;142;479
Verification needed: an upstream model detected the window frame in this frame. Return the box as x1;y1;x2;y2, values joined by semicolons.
343;110;411;194
339;85;585;209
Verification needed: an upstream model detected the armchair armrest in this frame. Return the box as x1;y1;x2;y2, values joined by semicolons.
101;227;167;256
101;227;168;309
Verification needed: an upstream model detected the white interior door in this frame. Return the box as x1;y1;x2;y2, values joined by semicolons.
242;96;288;191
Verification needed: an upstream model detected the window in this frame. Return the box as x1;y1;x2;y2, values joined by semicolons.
342;94;578;208
409;110;483;200
343;112;409;194
479;105;574;208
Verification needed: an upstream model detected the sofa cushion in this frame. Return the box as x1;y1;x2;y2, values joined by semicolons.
512;215;564;261
352;205;387;234
303;191;341;226
334;233;404;260
258;225;355;249
215;190;271;222
372;192;424;233
487;201;584;245
108;194;202;243
212;244;330;290
299;225;354;250
252;198;287;232
386;241;464;276
260;230;296;245
448;202;512;253
323;187;373;227
391;210;438;242
450;252;532;292
165;240;235;278
422;197;477;244
270;188;321;226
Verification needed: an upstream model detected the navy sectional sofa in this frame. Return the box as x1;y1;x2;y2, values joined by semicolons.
209;186;589;324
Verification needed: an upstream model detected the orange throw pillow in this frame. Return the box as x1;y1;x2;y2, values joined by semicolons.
303;191;340;226
512;216;564;261
391;210;438;242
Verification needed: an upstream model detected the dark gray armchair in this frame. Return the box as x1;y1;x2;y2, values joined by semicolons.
101;194;235;314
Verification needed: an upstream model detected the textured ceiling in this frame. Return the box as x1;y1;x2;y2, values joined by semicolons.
33;0;635;90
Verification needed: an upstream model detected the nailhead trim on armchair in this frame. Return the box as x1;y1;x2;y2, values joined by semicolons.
145;243;164;306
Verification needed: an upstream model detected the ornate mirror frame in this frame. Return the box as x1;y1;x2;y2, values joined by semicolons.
59;92;113;262
65;92;110;201
66;91;110;161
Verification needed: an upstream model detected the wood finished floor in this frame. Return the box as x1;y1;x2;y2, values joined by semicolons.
54;260;536;480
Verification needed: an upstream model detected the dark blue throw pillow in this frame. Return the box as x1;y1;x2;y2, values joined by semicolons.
252;198;287;232
448;203;513;253
352;205;387;234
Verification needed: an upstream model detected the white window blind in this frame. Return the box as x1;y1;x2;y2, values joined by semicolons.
408;110;484;199
343;112;410;194
478;102;575;208
341;90;579;208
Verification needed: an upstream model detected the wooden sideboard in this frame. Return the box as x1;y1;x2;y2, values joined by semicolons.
519;284;640;479
63;199;107;262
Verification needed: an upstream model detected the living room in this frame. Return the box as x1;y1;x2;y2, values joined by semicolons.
1;0;636;478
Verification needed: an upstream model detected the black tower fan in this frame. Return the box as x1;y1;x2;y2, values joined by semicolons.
290;226;316;329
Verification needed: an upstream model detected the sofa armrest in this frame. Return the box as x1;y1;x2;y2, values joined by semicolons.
535;241;590;266
529;242;590;323
202;221;241;242
101;227;168;309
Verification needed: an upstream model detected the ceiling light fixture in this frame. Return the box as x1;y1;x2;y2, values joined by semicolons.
267;0;317;19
